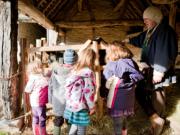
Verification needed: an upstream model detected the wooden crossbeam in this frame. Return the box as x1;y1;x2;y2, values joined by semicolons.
151;0;179;4
56;20;144;28
18;0;55;30
28;43;107;53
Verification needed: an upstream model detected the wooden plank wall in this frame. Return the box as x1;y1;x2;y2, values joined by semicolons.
0;0;20;119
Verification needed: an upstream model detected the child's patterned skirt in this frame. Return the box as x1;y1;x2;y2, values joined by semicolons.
64;109;90;126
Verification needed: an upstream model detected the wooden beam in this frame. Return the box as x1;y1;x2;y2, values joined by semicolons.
43;0;57;13
0;0;19;119
78;0;83;12
85;0;95;21
37;0;46;8
28;43;107;53
151;0;179;4
129;0;143;18
113;0;127;12
28;45;83;53
51;0;76;21
18;0;55;30
47;0;63;17
169;3;177;29
56;20;144;28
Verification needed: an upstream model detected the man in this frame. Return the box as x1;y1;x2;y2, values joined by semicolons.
123;6;178;135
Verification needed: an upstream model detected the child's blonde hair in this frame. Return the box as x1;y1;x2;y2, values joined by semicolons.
27;60;43;74
74;48;96;71
105;41;133;63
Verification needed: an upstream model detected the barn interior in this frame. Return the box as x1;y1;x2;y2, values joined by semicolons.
0;0;180;134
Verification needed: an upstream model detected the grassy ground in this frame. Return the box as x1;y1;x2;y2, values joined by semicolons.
1;70;180;135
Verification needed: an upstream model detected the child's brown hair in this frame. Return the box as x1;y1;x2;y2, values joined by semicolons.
105;41;133;63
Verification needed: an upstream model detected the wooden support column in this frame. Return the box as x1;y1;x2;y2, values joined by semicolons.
92;41;103;118
169;3;177;29
19;39;28;111
0;0;19;119
19;38;31;127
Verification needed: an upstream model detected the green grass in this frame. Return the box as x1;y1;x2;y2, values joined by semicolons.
0;131;8;135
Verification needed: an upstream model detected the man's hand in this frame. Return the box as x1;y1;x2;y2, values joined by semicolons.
122;38;130;43
153;70;164;84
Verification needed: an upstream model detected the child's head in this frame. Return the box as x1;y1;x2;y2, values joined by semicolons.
63;49;78;65
105;41;133;63
27;60;43;74
74;48;96;71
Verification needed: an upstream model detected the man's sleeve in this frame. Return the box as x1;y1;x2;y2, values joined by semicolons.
154;27;178;73
129;31;146;48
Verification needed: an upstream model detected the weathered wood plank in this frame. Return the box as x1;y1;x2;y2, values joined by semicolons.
56;20;144;28
151;0;179;4
18;0;55;30
28;43;107;53
0;0;19;119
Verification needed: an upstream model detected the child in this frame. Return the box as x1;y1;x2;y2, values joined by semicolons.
103;41;144;135
48;49;78;135
25;60;49;135
64;48;96;135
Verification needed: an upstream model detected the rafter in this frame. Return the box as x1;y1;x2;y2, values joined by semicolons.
129;1;142;18
84;0;95;21
37;0;46;8
42;0;57;13
51;0;76;21
151;0;179;4
47;0;63;17
113;0;126;12
18;0;55;29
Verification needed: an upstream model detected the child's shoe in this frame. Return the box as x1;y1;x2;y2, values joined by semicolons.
150;114;165;135
121;129;127;135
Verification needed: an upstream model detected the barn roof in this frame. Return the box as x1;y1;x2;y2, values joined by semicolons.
18;0;180;31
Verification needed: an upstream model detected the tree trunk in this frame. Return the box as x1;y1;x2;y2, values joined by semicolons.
0;0;19;119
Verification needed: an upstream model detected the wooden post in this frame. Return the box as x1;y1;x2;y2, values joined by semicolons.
169;3;177;29
92;41;103;118
0;0;19;119
19;38;30;128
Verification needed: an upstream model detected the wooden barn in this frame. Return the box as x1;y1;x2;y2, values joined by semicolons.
0;0;180;134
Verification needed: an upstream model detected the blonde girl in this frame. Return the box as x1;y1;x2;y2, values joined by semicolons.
64;48;96;135
25;60;49;135
103;41;143;135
